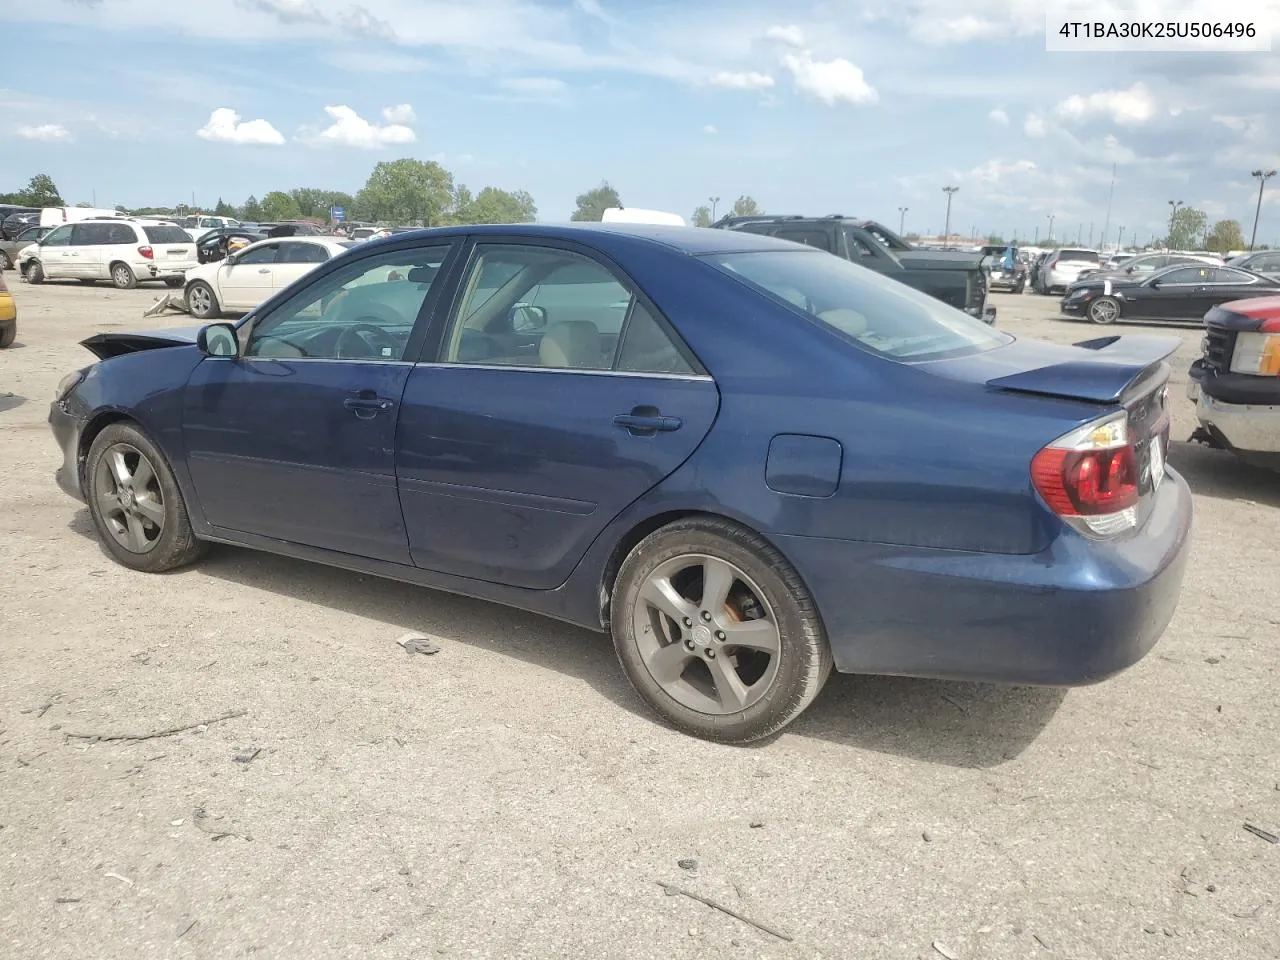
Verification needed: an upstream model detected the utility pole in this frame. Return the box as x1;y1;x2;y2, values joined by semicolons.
1100;162;1115;253
1033;225;1039;244
942;186;959;245
1167;199;1183;249
1047;213;1055;243
1077;223;1083;244
898;206;908;233
1117;225;1125;250
1088;221;1094;246
1249;169;1276;251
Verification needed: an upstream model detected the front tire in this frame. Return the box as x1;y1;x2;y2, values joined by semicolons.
1088;295;1121;324
110;262;138;289
85;422;207;573
25;261;44;284
610;517;832;744
0;251;11;271
185;281;220;320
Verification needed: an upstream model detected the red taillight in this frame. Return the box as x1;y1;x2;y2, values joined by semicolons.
1031;412;1140;537
138;245;154;260
1261;317;1280;333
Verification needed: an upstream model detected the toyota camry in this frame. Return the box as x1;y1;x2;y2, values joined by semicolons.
49;224;1193;743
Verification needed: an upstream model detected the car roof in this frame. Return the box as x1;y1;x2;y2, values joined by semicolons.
365;222;802;256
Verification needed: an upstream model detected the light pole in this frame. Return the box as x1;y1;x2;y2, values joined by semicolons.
1047;213;1055;243
1249;169;1276;251
898;206;908;233
1033;225;1039;244
1167;200;1183;249
709;196;720;221
1117;226;1125;250
942;186;959;245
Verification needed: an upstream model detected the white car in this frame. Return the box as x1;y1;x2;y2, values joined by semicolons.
180;215;241;241
20;219;198;289
183;236;356;319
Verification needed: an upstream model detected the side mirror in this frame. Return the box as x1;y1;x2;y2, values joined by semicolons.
197;323;239;358
1148;279;1161;289
511;303;547;332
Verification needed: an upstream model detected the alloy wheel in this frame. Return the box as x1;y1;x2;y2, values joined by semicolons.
632;554;781;715
1090;298;1119;323
188;284;212;317
93;442;165;553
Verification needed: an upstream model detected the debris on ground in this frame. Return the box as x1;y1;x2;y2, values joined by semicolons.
677;858;698;871
1243;822;1278;844
192;806;251;842
656;881;793;942
142;293;190;318
104;872;133;887
932;940;959;959
233;747;262;765
395;634;441;656
65;709;248;744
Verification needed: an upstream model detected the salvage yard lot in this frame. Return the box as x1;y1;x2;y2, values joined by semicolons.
1;283;1278;960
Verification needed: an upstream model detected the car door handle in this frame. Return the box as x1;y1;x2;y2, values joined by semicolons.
344;395;396;419
258;268;271;274
614;412;682;435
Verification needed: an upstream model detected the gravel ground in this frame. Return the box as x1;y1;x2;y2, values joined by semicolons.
1;280;1277;960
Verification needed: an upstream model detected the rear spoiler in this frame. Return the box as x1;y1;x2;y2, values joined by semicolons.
987;335;1180;404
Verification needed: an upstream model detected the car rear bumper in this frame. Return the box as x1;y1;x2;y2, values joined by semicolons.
49;400;88;502
143;259;199;279
775;470;1193;685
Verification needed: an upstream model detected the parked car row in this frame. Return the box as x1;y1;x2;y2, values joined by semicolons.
15;220;198;289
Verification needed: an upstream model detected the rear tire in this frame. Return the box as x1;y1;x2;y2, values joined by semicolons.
85;422;207;573
610;517;832;744
110;262;138;289
25;261;44;284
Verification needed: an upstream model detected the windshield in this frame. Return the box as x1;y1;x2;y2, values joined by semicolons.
705;250;1010;361
143;225;192;244
1057;249;1099;263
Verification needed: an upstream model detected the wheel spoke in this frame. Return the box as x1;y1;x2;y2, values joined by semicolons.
133;494;165;525
124;512;148;552
721;617;780;654
108;450;131;488
131;456;155;490
700;557;737;613
640;576;696;626
645;641;695;686
707;656;749;712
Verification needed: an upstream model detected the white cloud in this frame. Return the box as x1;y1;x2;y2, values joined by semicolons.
967;158;1038;186
702;124;718;135
381;103;416;124
17;123;73;142
781;51;877;106
1054;82;1156;126
573;0;614;22
1024;112;1047;137
340;5;394;39
196;107;284;145
988;107;1009;125
500;77;567;95
309;104;416;148
709;70;775;90
236;0;326;25
764;24;805;46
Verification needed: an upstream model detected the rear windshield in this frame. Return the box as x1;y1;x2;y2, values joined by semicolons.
1057;249;1099;263
143;225;193;245
705;250;1010;361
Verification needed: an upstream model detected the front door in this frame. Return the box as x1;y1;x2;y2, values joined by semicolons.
272;240;333;292
217;241;280;309
1128;266;1210;320
36;224;74;278
183;242;458;562
396;241;719;589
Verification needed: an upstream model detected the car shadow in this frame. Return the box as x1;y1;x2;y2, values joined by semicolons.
1168;440;1280;507
0;392;26;413
65;510;1062;768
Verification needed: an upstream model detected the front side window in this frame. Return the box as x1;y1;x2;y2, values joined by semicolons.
1158;266;1212;284
440;244;695;374
42;225;73;247
706;249;1010;362
234;244;280;266
244;245;451;361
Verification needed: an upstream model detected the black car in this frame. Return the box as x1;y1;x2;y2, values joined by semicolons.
1060;263;1280;324
195;228;268;264
1;209;40;241
979;245;1028;293
714;214;994;321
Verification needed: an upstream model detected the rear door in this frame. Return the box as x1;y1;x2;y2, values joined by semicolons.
395;239;719;589
218;241;280;308
273;240;332;292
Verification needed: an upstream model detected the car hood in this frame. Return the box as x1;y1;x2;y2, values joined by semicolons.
895;249;984;272
81;325;202;360
924;333;1180;404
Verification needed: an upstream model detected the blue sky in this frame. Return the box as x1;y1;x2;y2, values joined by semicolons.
2;0;1279;244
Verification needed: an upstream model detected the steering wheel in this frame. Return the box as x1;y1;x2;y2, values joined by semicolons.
335;320;399;359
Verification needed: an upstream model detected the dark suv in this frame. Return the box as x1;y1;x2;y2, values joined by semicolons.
714;215;994;322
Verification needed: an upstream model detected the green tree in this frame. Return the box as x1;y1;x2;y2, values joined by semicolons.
986;233;1005;245
463;186;537;224
356;158;454;225
690;205;712;228
13;173;64;207
213;197;237;217
240;195;265;221
570;181;621;221
450;185;475;224
1167;206;1207;249
289;188;355;220
1205;218;1245;254
730;195;761;217
261;191;302;221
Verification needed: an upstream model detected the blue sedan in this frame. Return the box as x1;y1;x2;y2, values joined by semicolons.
49;224;1193;742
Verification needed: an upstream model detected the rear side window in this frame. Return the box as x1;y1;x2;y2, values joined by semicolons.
72;223;115;245
144;225;193;245
706;249;1010;362
770;228;833;252
107;223;138;244
279;242;330;264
